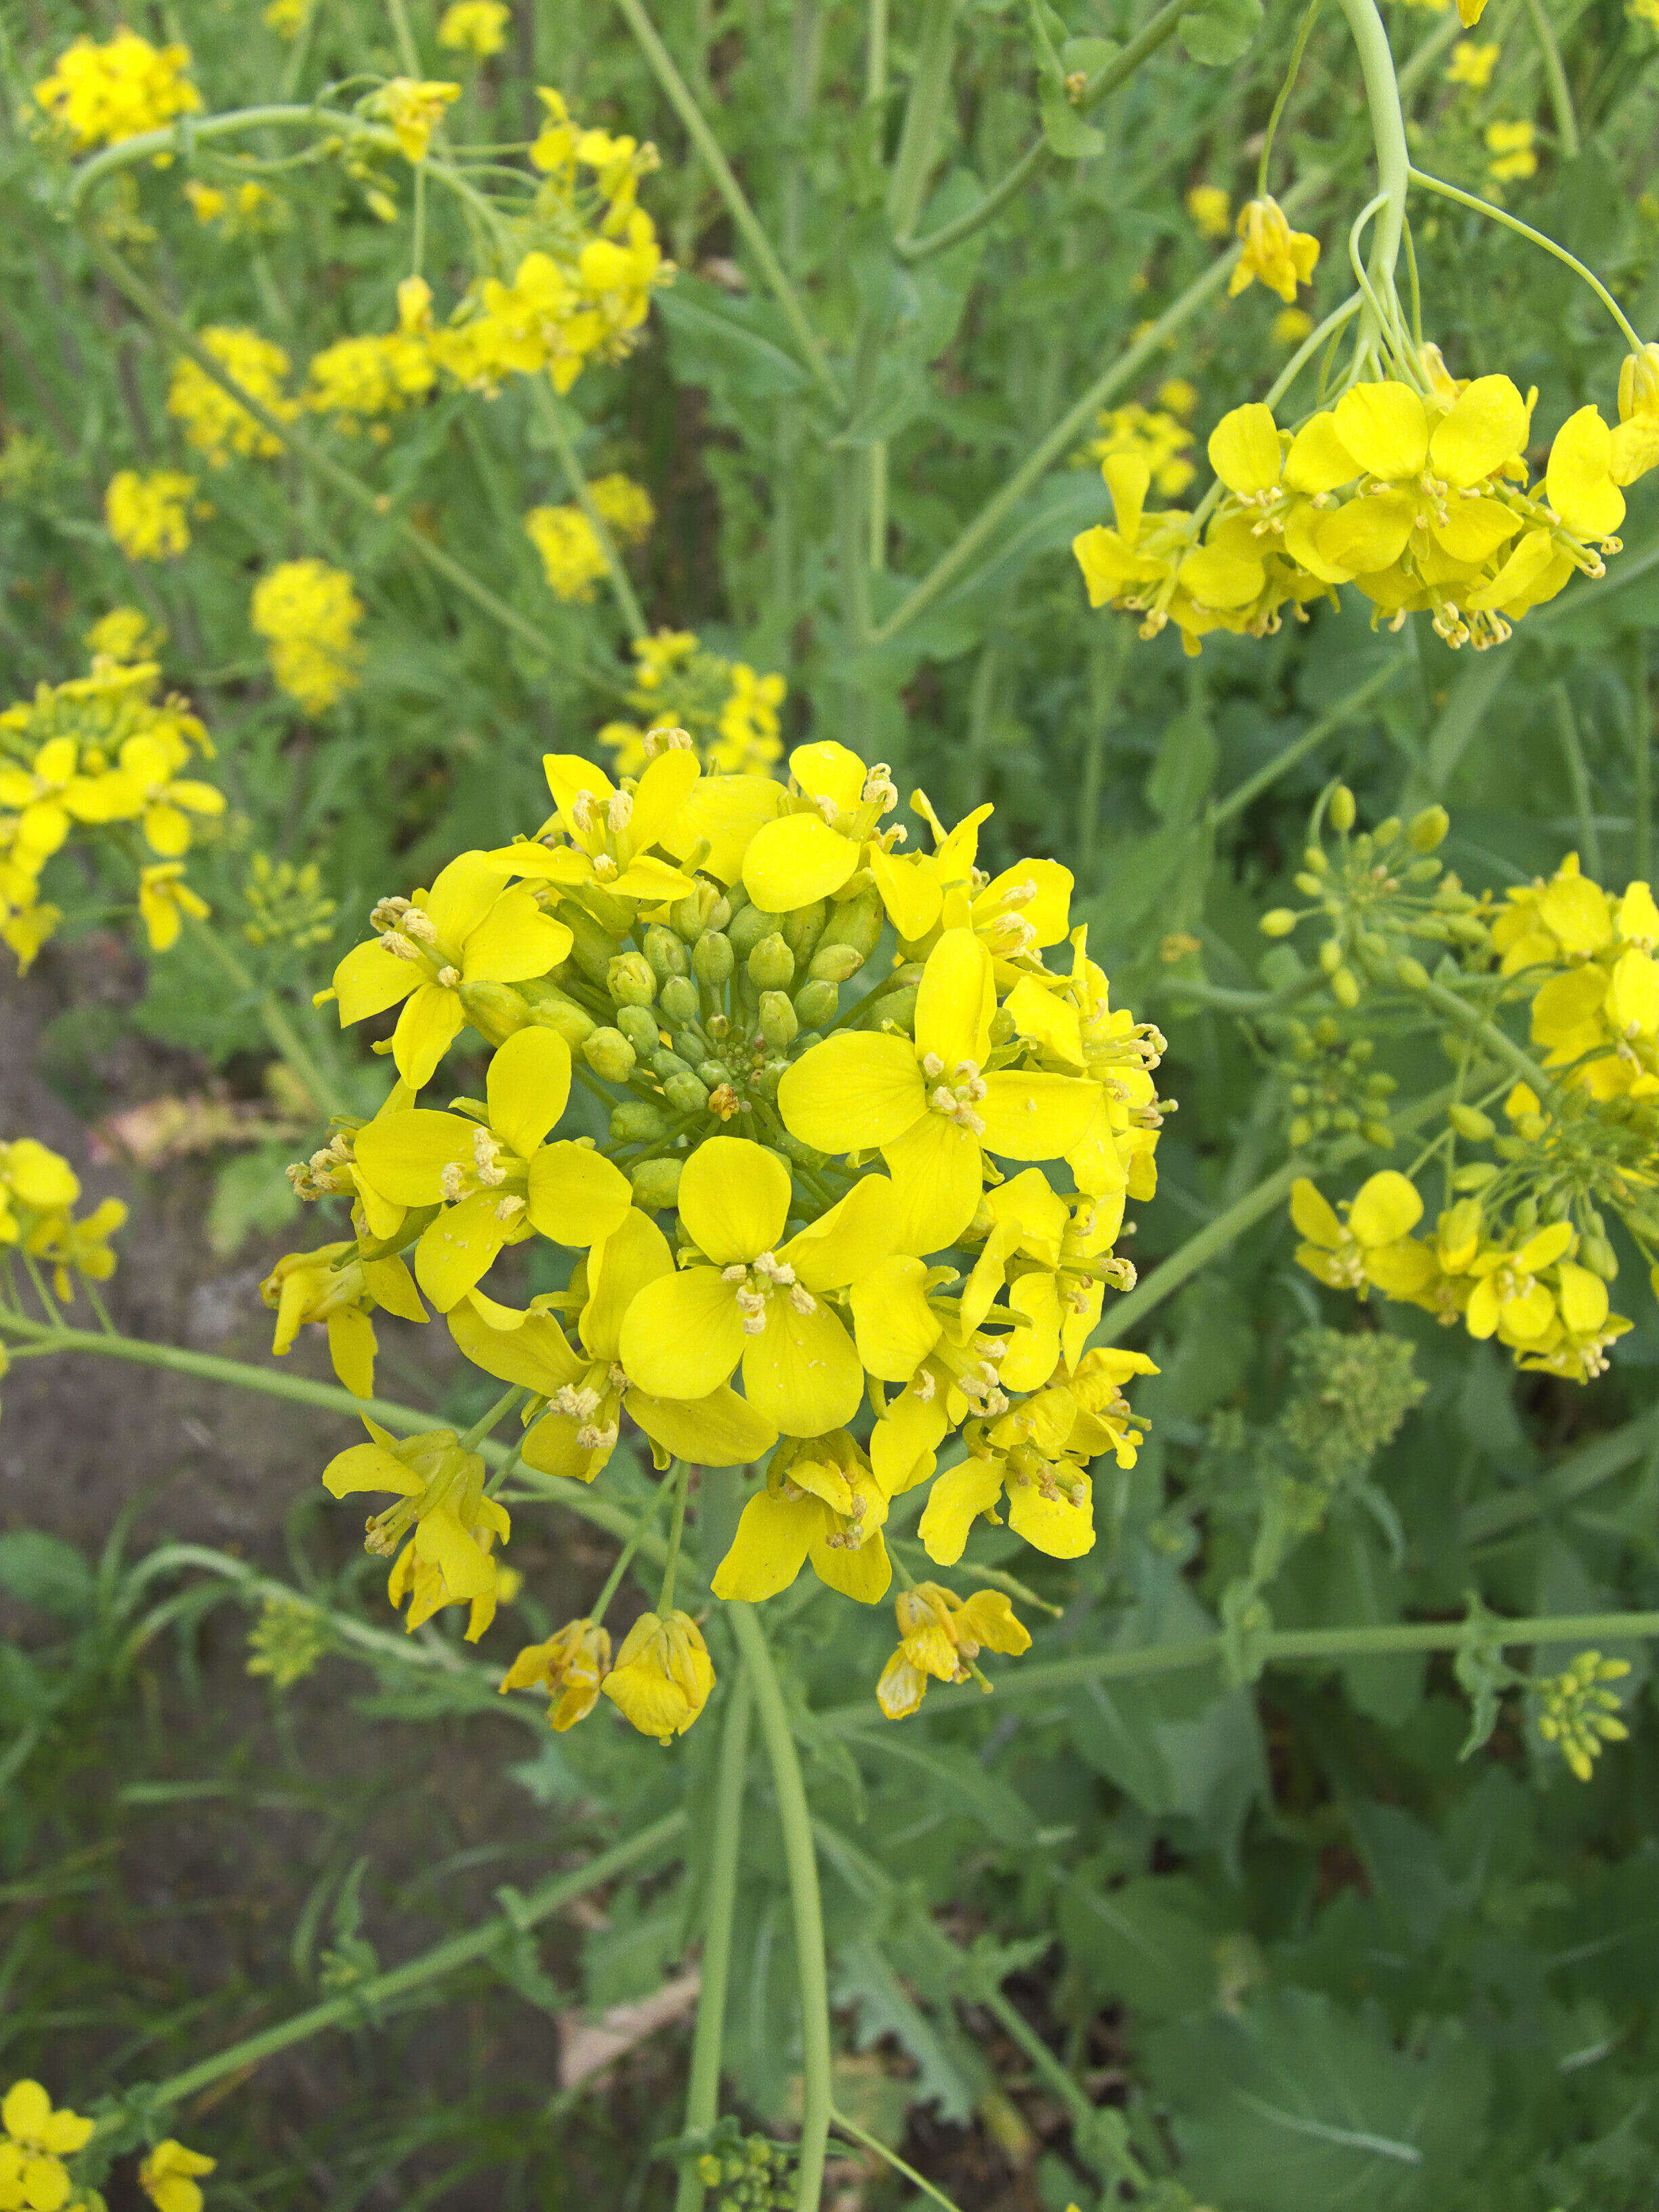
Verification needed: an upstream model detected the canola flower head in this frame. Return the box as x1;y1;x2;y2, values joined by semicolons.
138;2141;215;2212
250;560;365;713
167;329;295;466
104;469;196;561
1536;1650;1631;1780
1228;197;1320;304
366;78;461;165
34;27;201;150
525;477;653;602
439;0;512;54
299;743;1163;1716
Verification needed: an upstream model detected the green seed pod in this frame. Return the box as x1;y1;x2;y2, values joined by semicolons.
758;989;798;1050
793;977;839;1029
727;903;782;960
1328;785;1357;834
1260;908;1298;937
664;1071;712;1114
514;978;596;1046
659;975;700;1029
693;930;735;990
607;951;657;1008
611;1100;668;1143
616;1004;661;1057
1394;954;1431;991
1331;965;1361;1008
1408;804;1450;852
1449;1103;1496;1141
781;899;827;963
455;979;531;1046
630;1156;684;1211
1452;1160;1499;1191
747;933;796;990
583;1026;638;1082
644;922;690;982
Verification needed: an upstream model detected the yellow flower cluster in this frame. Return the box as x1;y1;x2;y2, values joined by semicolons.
276;744;1164;1719
524;474;655;601
0;2080;95;2212
104;468;196;560
0;653;221;970
876;1581;1031;1718
1080;390;1197;499
302;284;437;429
1486;118;1537;183
365;78;461;165
249;561;365;714
33;28;201;150
167;329;296;466
1448;39;1500;87
439;0;512;54
598;631;789;777
183;178;275;232
1076;346;1659;653
1536;1650;1631;1780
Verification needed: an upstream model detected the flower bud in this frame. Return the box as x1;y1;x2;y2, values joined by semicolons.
1405;857;1442;883
727;903;783;960
611;1099;668;1143
1582;1234;1619;1279
630;1157;684;1212
456;979;531;1046
747;933;795;989
653;1046;695;1083
643;922;689;981
1319;937;1343;975
1293;872;1326;897
812;884;884;971
664;1071;711;1114
565;907;619;983
1618;341;1659;423
616;1004;661;1057
1357;930;1390;962
1408;805;1450;852
881;985;920;1034
1260;908;1298;937
659;975;700;1029
793;977;840;1028
1361;1121;1393;1149
1394;955;1431;991
601;1608;714;1740
1302;847;1329;874
1330;965;1360;1008
1449;1103;1495;1141
758;989;798;1050
670;882;731;942
1452;1160;1498;1191
607;951;657;1008
808;941;866;983
692;930;735;989
1329;785;1357;834
584;1026;638;1081
697;1058;734;1090
749;1057;785;1099
1373;816;1401;848
781;899;827;963
1288;1114;1314;1147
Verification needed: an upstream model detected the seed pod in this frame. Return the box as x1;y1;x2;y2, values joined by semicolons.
758;989;798;1050
793;977;839;1029
659;975;700;1029
611;1100;667;1143
607;951;656;1008
727;902;782;960
630;1156;684;1212
643;922;689;981
664;1070;711;1113
747;933;795;990
1329;785;1357;834
514;978;597;1046
693;930;735;989
565;907;619;983
1449;1103;1496;1141
616;1004;661;1057
584;1026;638;1081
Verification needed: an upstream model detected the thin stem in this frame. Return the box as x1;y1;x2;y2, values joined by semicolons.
67;106;394;212
1631;634;1652;881
885;0;957;241
1407;167;1642;348
1258;0;1324;201
1521;0;1580;158
384;0;423;75
657;1459;691;1614
1332;0;1410;343
189;920;346;1118
1403;971;1557;1098
827;2110;967;2212
1260;292;1364;412
729;1607;831;2212
527;384;648;641
20;1253;64;1331
1464;1402;1659;1543
458;1383;525;1452
592;1481;674;1625
124;1814;686;2113
1208;658;1404;825
674;1671;755;2212
1552;682;1601;879
865;0;889;102
610;0;843;407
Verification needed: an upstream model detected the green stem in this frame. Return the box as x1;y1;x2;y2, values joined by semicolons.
1332;0;1409;344
188;921;346;1119
1552;682;1601;879
1463;1403;1659;1542
122;1814;686;2113
384;0;423;74
729;1607;831;2212
1208;658;1404;827
458;1383;525;1452
66;105;396;211
1631;634;1652;882
609;0;843;408
1257;0;1324;200
827;2110;966;2212
657;1459;691;1614
866;0;890;102
527;383;648;641
885;0;958;240
1521;0;1580;158
674;1671;756;2212
1406;167;1642;348
893;0;1189;262
592;1481;675;1624
1403;970;1556;1099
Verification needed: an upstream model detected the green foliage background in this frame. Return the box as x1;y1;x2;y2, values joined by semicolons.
1;0;1658;2204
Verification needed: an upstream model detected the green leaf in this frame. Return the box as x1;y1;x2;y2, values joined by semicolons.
1147;708;1220;826
1178;0;1265;66
1059;1871;1224;2017
0;1532;96;1622
1037;84;1106;160
1147;1989;1491;2209
835;1938;981;2122
206;1145;303;1258
852;1732;1034;1846
656;276;813;400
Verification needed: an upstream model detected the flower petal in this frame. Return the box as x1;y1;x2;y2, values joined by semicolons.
333;937;422;1025
628;745;701;850
619;1265;746;1397
462;888;572;984
676;1134;791;1263
1349;1169;1423;1246
415;1190;513;1310
778;1031;924;1153
979;1071;1100;1160
581;1206;674;1357
354;1107;474;1207
879;1113;983;1250
629;1382;779;1467
742;812;860;910
1207;402;1281;497
870;844;943;942
1546;404;1626;537
917;1458;1004;1564
741;1297;865;1436
392;981;466;1089
1429;373;1529;487
850;1253;943;1380
782;1171;900;1289
710;1489;817;1600
1333;382;1429;480
487;1025;571;1156
449;1296;585;1394
914;926;994;1071
1008;1473;1095;1557
526;1141;633;1247
424;849;513;944
661;772;788;883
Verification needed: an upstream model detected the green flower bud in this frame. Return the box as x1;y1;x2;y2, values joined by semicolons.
514;977;596;1046
1449;1103;1495;1141
812;884;884;969
808;941;865;983
880;985;920;1034
644;923;690;982
630;1157;684;1212
612;1100;668;1143
1372;815;1401;848
1260;908;1298;937
1331;965;1361;1008
1332;1106;1359;1132
777;1130;828;1168
1512;1196;1539;1235
584;1026;638;1081
1361;1120;1393;1148
1405;857;1442;884
617;1004;661;1057
456;979;531;1046
1394;954;1431;990
670;884;732;942
747;933;795;990
749;1058;785;1099
565;907;620;983
664;1071;712;1114
653;1047;695;1083
793;977;839;1029
1582;1235;1620;1279
1357;930;1391;962
1329;784;1357;833
1319;938;1343;976
1408;804;1450;852
659;975;700;1029
693;931;735;989
781;899;827;962
1288;1114;1314;1147
697;1059;734;1090
1452;1160;1498;1191
1293;872;1326;897
1303;847;1329;874
607;951;657;1008
1314;1017;1340;1046
758;989;798;1050
727;903;783;960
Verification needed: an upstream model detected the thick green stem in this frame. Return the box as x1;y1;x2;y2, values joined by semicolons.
1402;971;1556;1099
885;0;957;239
528;383;648;641
125;1813;685;2112
1521;0;1580;159
729;1607;830;2212
674;1672;755;2212
1332;0;1409;344
610;0;843;408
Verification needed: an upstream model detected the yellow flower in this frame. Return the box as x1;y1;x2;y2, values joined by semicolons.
1486;118;1537;182
524;506;610;602
324;1419;510;1639
85;605;165;662
35;29;201;149
1271;306;1314;346
1228;197;1320;304
1156;377;1198;418
601;1609;714;1740
439;0;512;54
139;2139;216;2212
303;331;435;424
1185;184;1231;240
779;928;1099;1252
1464;1218;1576;1341
0;2078;96;2212
368;78;462;164
1458;0;1490;24
327;847;573;1088
516;747;701;902
501;1618;611;1729
1612;342;1659;486
264;0;312;33
0;735;140;867
1290;1172;1435;1298
712;1431;894;1604
249;560;365;712
262;1239;427;1397
105;468;196;560
874;1582;1030;1719
1448;38;1500;85
167;329;295;466
1631;0;1659;24
712;663;787;774
137;861;209;950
